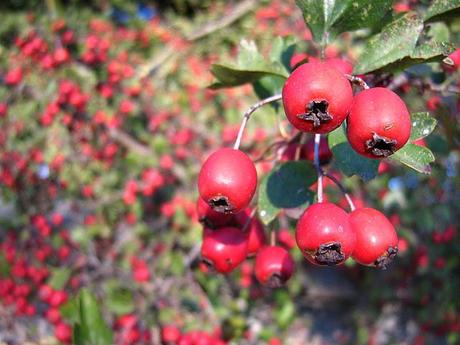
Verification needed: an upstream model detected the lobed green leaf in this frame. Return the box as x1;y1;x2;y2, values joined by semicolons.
328;125;380;181
258;161;316;225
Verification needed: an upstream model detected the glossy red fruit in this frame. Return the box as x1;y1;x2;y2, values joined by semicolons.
444;48;460;71
296;202;355;266
196;198;234;228
198;148;257;214
347;87;411;158
235;210;266;256
201;227;248;274
324;57;353;74
55;322;72;343
255;246;295;288
349;208;398;269
162;325;181;344
282;62;353;134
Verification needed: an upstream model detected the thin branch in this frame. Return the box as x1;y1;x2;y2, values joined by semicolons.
295;133;308;160
270;228;276;246
186;0;257;41
313;134;323;203
108;128;152;157
323;172;356;211
233;94;282;150
345;74;370;90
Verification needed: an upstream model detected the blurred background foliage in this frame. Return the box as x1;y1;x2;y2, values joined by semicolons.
0;0;459;344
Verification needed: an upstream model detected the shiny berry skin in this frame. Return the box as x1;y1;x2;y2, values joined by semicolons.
347;87;411;158
324;57;353;74
255;246;295;288
282;62;353;134
198;148;257;214
235;209;266;256
162;325;181;344
201;227;248;274
296;202;355;266
349;208;398;269
196;197;234;228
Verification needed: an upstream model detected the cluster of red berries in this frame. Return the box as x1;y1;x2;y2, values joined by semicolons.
196;192;294;287
197;61;407;283
282;61;412;158
0;213;77;344
161;325;226;345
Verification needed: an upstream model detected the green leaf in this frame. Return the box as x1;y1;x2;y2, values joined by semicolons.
0;252;10;278
73;324;86;345
378;40;454;73
104;281;135;316
328;125;380;181
258;161;316;225
252;75;285;106
60;297;80;324
274;299;295;330
75;289;113;345
269;36;297;73
425;0;460;22
410;112;437;142
210;40;288;89
353;13;424;74
47;267;71;290
389;144;435;174
427;22;450;42
295;0;393;43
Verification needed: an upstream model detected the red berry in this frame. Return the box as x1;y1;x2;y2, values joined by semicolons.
445;48;460;71
347;87;411;158
289;53;309;69
296;202;355;266
4;67;23;86
55;322;72;343
201;227;248;274
324;57;353;74
198;148;257;214
162;325;181;344
235;210;266;256
196;197;234;228
349;208;398;269
254;246;295;288
282;62;353;134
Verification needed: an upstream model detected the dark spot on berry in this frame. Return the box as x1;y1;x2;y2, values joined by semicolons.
375;246;398;270
199;216;216;229
366;132;397;157
208;196;234;213
201;257;216;272
313;242;345;266
266;273;286;289
297;100;332;128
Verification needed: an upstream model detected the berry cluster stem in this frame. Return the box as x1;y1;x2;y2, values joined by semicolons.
345;74;370;90
233;94;282;150
323;172;356;211
314;134;324;202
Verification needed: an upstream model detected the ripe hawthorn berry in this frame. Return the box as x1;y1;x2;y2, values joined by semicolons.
235;209;266;256
161;325;181;344
282;62;353;134
347;87;411;158
349;207;398;269
254;246;295;288
296;202;355;266
201;227;248;274
198;148;257;214
196;197;234;229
